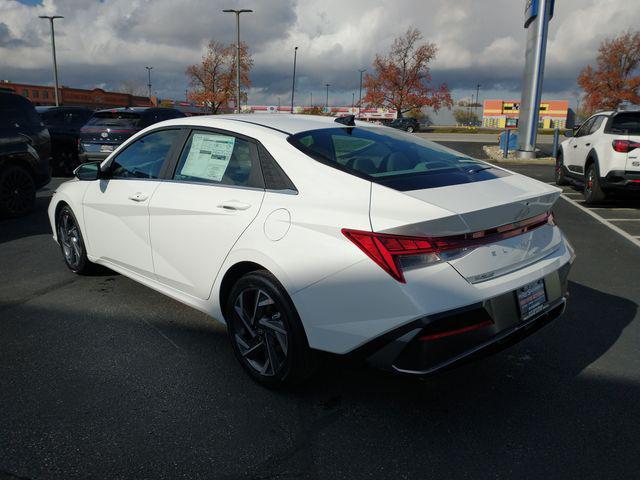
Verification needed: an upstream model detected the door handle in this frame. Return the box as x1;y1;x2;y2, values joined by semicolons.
585;143;591;147
573;144;578;148
217;200;251;211
128;192;148;202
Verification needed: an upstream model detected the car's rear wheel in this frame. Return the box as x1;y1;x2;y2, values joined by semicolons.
555;152;568;186
406;126;414;133
0;165;36;218
57;205;93;274
584;162;606;205
226;270;317;387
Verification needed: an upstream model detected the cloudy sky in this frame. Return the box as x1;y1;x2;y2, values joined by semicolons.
1;0;639;108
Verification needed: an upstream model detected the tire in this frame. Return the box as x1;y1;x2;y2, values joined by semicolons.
225;270;318;388
584;162;606;205
56;205;94;274
555;152;568;186
53;148;79;177
0;164;36;218
406;126;414;133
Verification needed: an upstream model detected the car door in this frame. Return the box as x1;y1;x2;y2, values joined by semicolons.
574;116;606;172
564;117;595;174
148;129;265;299
82;128;182;278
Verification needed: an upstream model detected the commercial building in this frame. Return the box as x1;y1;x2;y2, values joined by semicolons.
482;99;572;129
0;80;152;109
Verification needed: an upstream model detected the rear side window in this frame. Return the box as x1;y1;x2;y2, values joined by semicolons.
173;130;263;188
606;112;640;135
87;112;141;128
110;129;180;179
588;116;606;134
0;94;41;128
289;127;508;191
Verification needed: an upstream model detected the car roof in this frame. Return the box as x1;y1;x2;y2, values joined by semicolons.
158;113;379;135
95;107;150;113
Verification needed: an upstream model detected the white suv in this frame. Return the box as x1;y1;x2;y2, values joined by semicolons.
557;107;640;204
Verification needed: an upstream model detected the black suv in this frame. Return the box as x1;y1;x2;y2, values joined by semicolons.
79;107;185;162
36;106;93;176
388;117;420;133
0;91;51;217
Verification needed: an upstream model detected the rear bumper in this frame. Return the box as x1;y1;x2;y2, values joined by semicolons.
602;170;640;191
353;261;571;376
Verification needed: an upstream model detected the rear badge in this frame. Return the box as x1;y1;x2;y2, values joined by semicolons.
101;132;108;138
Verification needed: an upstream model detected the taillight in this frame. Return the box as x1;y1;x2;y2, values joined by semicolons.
612;140;640;153
342;212;553;283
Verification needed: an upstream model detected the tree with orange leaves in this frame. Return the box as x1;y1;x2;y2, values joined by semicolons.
362;28;452;118
186;40;253;114
577;31;640;112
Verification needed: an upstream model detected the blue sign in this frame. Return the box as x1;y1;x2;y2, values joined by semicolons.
525;0;554;28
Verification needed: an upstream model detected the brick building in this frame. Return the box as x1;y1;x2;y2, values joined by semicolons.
0;81;152;109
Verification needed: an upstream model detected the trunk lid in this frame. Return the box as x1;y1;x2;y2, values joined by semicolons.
370;171;562;283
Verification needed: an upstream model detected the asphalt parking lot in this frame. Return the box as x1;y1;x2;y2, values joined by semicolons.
1;143;640;480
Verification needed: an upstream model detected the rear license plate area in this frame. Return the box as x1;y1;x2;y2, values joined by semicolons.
517;279;547;320
100;145;114;153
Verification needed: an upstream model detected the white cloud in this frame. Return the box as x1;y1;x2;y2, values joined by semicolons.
0;0;638;104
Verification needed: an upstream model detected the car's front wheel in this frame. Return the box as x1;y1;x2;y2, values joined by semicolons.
226;270;318;387
555;151;568;186
584;162;606;205
57;205;94;274
0;165;36;218
406;126;414;133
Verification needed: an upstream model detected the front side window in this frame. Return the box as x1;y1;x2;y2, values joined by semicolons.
109;129;179;179
289;126;507;191
173;130;263;188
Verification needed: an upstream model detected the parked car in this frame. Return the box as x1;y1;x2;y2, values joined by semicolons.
49;114;574;387
36;106;93;176
388;117;420;133
79;107;185;162
0;91;51;217
557;105;640;204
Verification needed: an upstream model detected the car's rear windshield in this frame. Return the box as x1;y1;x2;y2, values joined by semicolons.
606;112;640;135
288;126;508;191
86;112;141;128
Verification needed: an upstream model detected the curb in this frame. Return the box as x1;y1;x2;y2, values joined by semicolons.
482;145;556;166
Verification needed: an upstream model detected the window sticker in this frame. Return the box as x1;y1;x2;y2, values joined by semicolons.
180;133;236;181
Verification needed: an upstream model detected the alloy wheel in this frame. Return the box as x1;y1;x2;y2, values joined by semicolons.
231;288;289;377
58;211;83;269
0;168;34;216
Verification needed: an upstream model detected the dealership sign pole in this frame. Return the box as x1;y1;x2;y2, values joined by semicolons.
516;0;554;159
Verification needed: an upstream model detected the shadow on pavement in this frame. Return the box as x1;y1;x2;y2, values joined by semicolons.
0;197;53;245
0;280;637;479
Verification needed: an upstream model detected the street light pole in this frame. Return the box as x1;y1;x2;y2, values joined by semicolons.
290;46;298;113
475;83;481;123
325;83;330;109
223;8;253;114
145;66;153;100
358;69;366;117
310;92;312;107
39;15;63;106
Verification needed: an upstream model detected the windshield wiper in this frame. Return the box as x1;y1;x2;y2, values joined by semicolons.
467;165;494;174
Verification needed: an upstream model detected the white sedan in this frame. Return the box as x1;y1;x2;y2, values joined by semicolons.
48;114;574;387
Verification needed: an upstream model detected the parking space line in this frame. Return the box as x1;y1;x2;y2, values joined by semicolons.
607;219;640;222
559;194;640;249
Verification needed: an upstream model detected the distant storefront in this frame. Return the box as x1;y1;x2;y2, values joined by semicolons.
482;99;572;129
0;81;152;109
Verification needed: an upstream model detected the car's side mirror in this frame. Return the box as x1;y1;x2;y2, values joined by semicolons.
74;162;101;181
563;130;573;138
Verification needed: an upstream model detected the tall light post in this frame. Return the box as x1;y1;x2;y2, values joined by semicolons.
310;92;313;107
325;83;330;109
223;8;253;113
352;92;355;108
290;46;298;113
39;15;63;106
358;69;366;116
145;66;153;100
475;83;481;124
